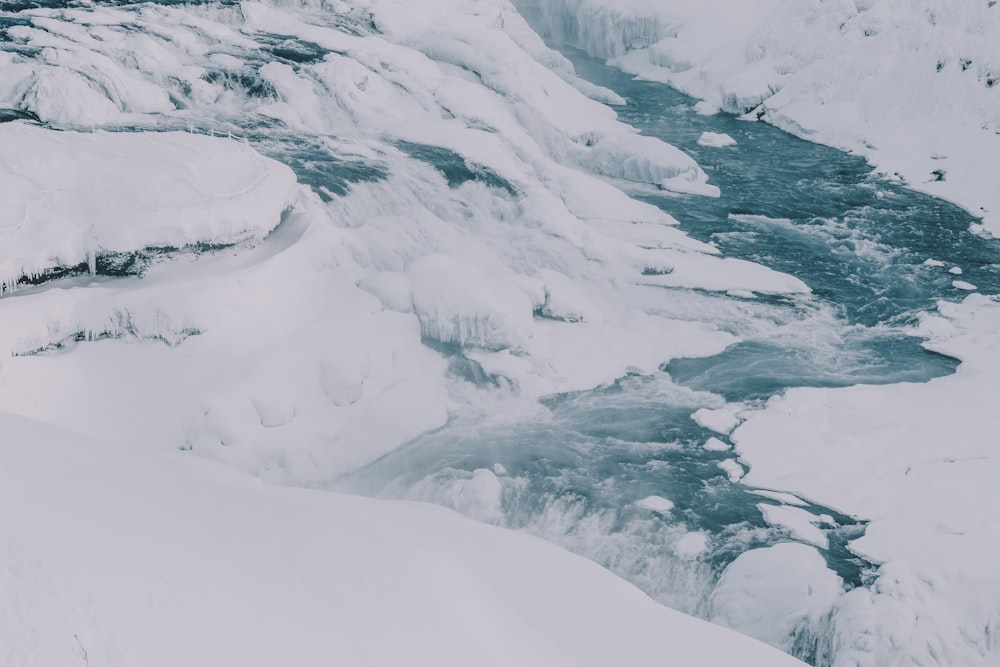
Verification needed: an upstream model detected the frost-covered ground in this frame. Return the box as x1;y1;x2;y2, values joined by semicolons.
519;1;1000;665
523;0;1000;235
0;0;822;662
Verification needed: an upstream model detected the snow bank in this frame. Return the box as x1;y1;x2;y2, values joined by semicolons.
0;123;296;292
0;411;807;667
732;294;1000;666
523;0;1000;233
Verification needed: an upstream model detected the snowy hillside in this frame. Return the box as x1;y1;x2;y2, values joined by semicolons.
523;0;1000;234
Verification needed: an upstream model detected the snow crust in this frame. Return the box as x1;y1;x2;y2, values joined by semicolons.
0;411;806;667
523;0;1000;233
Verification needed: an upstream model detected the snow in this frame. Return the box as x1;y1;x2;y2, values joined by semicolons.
524;0;1000;233
732;294;1000;666
0;411;807;667
8;0;993;664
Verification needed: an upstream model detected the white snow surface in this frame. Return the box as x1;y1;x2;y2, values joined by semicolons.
523;0;1000;233
0;411;806;667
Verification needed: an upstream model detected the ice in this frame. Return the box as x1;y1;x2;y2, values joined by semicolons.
0;123;296;292
697;131;737;148
576;130;718;196
635;495;675;514
0;411;807;667
923;258;945;267
749;490;808;507
717;459;745;483
524;0;1000;234
757;503;829;549
0;0;818;486
710;543;844;658
692;406;740;434
948;266;964;275
952;280;977;291
702;436;730;452
409;255;535;351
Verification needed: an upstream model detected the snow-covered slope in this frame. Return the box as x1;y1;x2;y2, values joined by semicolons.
522;0;1000;234
0;410;807;667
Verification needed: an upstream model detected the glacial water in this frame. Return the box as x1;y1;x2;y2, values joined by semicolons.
343;47;1000;640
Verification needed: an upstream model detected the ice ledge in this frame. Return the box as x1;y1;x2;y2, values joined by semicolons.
0;123;298;293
